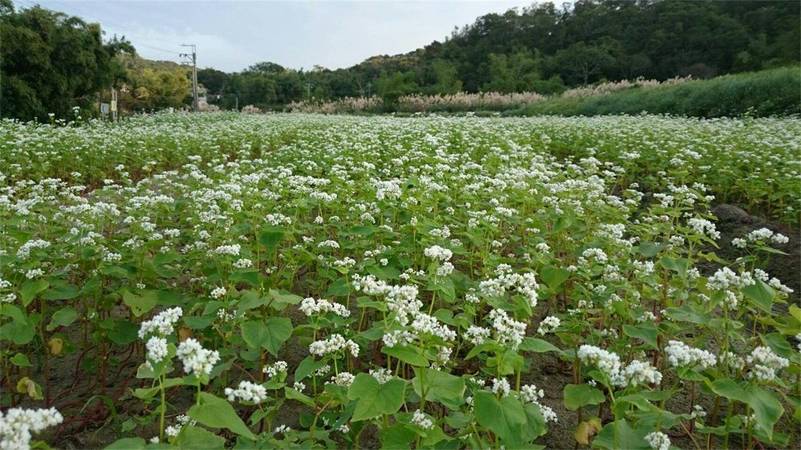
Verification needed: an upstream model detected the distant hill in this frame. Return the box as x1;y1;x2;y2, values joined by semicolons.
201;0;800;110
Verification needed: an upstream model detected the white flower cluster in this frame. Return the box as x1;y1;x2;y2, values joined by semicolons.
520;384;558;423
165;414;196;438
479;265;539;308
687;218;720;240
225;380;268;404
664;340;717;369
176;338;220;377
210;244;241;256
537;316;560;335
488;309;527;349
328;372;356;387
233;258;253;269
645;431;671;450
309;334;359;358
411;410;433;430
146;336;169;364
299;297;350;318
210;286;227;299
424;245;453;262
374;179;402;201
410;313;457;341
0;407;63;450
740;228;790;246
263;361;288;377
491;378;511;397
370;368;393;384
620;360;663;387
16;239;51;259
382;330;417;348
746;346;789;382
138;307;183;338
464;325;491;345
578;345;661;387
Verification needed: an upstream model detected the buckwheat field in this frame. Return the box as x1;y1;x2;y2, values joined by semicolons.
1;113;800;450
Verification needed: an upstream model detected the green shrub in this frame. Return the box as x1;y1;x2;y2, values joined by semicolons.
516;66;801;118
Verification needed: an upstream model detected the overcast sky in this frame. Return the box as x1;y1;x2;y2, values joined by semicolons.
25;0;550;72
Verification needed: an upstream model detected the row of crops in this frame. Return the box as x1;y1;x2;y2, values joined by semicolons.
0;113;799;449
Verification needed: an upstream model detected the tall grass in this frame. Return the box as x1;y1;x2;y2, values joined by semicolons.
511;66;800;118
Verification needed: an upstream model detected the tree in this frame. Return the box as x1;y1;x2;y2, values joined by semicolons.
375;71;418;107
117;55;190;111
0;2;133;121
550;42;617;85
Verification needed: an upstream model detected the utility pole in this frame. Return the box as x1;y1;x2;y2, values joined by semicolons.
180;44;198;111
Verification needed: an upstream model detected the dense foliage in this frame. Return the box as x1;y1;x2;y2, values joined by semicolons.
511;66;801;118
1;114;799;449
0;1;132;121
200;0;800;109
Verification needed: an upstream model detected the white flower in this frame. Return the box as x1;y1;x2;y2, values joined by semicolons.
176;338;220;377
537;316;560;335
263;361;288;377
0;407;63;450
233;258;253;269
664;340;716;369
424;245;452;262
328;372;355;387
210;286;227;299
299;297;350;318
411;410;433;429
488;309;526;349
309;334;359;358
746;346;789;382
645;431;670;450
146;336;169;364
369;368;393;384
491;378;511;397
688;218;720;240
139;307;183;339
225;380;268;404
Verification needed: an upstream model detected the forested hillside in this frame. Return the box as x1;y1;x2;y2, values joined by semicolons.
202;0;800;109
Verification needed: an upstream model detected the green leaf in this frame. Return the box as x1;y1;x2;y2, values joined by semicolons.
240;317;292;356
294;356;326;381
105;437;148;450
660;256;688;276
519;337;560;353
10;353;32;367
42;283;79;300
622;323;658;349
540;266;570;289
708;378;746;401
188;392;255;440
743;385;783;440
347;373;406;421
592;419;649;450
412;368;464;410
176;425;226;449
20;279;49;306
742;280;775;314
380;423;417;449
122;289;157;317
108;320;139;345
383;345;428;367
285;386;315;407
259;227;285;251
637;242;663;257
474;390;526;447
564;384;606;411
47;307;78;331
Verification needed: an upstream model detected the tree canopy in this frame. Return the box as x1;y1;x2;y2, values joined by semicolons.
0;0;133;121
